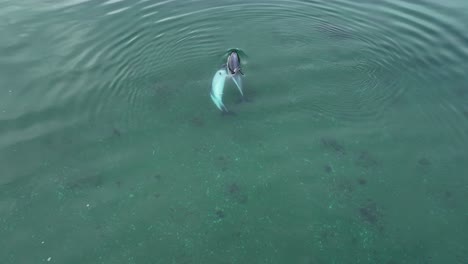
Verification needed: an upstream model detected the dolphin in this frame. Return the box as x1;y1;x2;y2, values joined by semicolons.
224;49;245;98
210;68;231;114
210;49;249;114
226;50;244;76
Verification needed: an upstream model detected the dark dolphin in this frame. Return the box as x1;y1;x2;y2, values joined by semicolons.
227;50;243;75
221;48;248;101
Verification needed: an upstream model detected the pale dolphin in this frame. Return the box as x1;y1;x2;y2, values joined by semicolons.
210;68;230;113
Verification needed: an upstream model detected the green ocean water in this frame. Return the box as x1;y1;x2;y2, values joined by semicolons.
1;0;468;263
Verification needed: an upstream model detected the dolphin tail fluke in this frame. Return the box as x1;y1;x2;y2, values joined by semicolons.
210;91;228;112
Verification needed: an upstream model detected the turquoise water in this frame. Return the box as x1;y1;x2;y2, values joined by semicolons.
1;0;468;263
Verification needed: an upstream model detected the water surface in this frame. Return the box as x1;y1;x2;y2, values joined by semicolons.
1;0;468;263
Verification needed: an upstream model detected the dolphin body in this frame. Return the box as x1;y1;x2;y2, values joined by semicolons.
210;49;248;114
210;68;229;113
225;50;244;98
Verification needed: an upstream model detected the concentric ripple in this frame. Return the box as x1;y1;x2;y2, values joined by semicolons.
2;0;468;263
1;0;468;140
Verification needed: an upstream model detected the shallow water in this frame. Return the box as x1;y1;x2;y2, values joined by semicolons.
1;0;468;263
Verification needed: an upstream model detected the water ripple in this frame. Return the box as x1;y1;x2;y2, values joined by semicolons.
1;1;468;263
4;0;466;142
